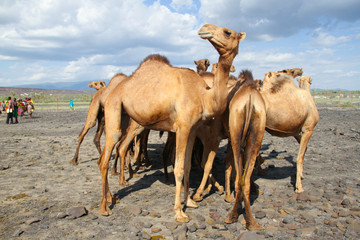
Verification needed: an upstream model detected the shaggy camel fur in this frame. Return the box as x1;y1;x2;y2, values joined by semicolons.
97;23;246;222
224;70;266;230
70;74;127;165
278;68;303;78
260;71;319;193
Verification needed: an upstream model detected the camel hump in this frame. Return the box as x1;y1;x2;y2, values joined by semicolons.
142;54;171;65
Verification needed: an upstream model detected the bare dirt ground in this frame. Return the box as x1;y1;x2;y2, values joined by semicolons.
0;103;359;240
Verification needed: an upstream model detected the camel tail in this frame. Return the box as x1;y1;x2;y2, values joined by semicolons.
240;94;253;145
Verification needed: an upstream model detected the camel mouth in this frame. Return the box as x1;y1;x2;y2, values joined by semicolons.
198;31;225;48
198;31;213;39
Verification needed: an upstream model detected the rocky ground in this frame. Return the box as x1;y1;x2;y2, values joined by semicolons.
0;103;359;240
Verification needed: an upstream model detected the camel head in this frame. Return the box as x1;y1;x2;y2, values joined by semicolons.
89;80;106;90
298;76;312;89
278;68;303;78
198;23;246;57
194;59;210;74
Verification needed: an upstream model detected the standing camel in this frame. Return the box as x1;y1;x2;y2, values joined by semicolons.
224;70;266;230
70;74;127;165
97;23;246;222
259;71;319;193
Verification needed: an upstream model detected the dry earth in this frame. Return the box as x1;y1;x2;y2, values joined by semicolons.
0;103;359;240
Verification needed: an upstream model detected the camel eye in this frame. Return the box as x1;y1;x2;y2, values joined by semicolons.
224;30;231;36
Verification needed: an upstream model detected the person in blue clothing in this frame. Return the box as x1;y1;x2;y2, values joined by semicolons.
70;99;74;111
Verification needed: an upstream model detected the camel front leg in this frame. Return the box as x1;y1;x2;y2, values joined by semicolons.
173;128;191;223
295;130;313;193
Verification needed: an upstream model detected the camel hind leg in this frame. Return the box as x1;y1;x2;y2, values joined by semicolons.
71;106;101;165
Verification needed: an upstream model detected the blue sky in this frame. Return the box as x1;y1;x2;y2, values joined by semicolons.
1;0;359;90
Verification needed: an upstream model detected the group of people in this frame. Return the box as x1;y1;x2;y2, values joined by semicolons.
1;97;34;124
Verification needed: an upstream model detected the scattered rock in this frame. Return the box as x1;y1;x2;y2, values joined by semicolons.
188;224;197;233
255;211;266;219
143;222;153;228
0;165;10;170
129;205;142;215
209;211;222;221
341;198;351;207
237;231;265;240
211;224;227;231
296;192;311;202
12;229;24;237
25;218;41;225
172;224;187;240
67;207;88;219
151;226;162;233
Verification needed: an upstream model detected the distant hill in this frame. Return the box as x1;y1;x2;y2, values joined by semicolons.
11;80;109;91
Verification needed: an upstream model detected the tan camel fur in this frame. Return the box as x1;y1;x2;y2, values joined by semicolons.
70;74;127;165
223;70;266;230
88;80;106;90
278;68;303;78
297;75;312;89
260;71;319;193
162;61;239;200
97;23;246;222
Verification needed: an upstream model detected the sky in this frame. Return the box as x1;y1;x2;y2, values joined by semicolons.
0;0;360;90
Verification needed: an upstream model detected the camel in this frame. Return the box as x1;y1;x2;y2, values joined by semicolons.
88;80;106;90
259;71;319;193
161;61;239;199
278;68;303;78
223;70;266;230
297;75;312;89
97;23;246;222
194;59;210;74
70;74;127;165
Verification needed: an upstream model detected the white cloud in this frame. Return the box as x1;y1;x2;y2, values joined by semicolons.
312;29;351;47
171;0;196;10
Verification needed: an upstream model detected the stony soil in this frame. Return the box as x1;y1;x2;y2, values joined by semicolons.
0;103;359;240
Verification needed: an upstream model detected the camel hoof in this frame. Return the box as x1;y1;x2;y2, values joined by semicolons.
70;159;79;165
192;194;203;202
186;197;198;208
175;212;190;223
119;179;128;185
132;173;140;178
224;195;235;203
295;188;304;194
225;213;238;224
246;222;262;230
217;186;224;195
99;208;112;216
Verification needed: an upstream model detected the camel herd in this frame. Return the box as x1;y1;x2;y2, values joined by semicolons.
70;24;319;230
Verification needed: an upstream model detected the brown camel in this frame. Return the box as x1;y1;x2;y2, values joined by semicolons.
278;68;303;78
70;74;127;165
162;61;238;199
223;70;266;230
194;59;210;74
88;80;106;90
97;23;246;222
259;71;319;193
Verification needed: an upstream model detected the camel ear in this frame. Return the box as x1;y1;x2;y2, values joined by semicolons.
309;77;312;85
194;60;198;65
238;32;246;41
276;73;281;78
205;59;210;66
